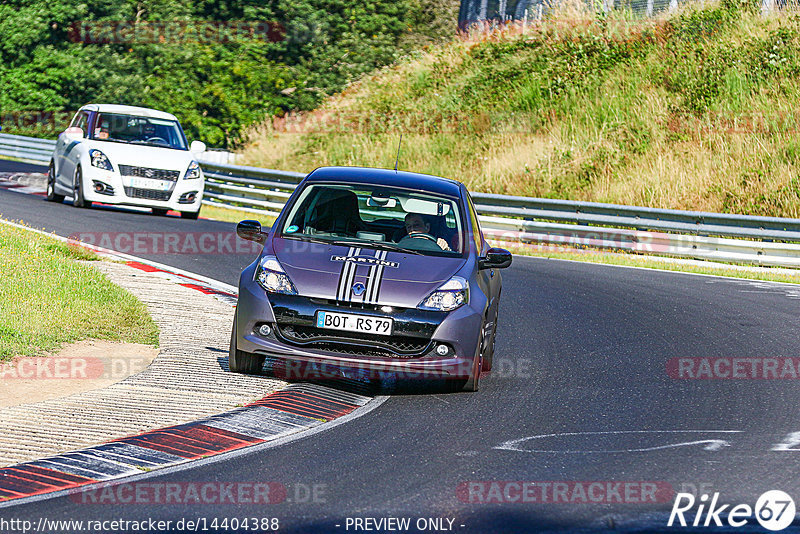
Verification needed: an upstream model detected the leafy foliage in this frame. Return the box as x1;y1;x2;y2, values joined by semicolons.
0;0;459;147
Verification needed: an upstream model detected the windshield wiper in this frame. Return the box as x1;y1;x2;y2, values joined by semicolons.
283;235;335;246
129;140;171;147
283;235;423;255
328;239;423;255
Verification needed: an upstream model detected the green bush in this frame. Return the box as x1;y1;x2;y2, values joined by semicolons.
0;0;459;147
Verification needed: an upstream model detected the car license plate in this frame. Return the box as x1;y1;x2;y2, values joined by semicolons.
315;311;393;336
124;177;171;191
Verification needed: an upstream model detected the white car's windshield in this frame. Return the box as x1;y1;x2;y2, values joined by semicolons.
282;184;465;257
91;113;188;150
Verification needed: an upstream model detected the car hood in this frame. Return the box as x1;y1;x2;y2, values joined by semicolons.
273;237;467;308
85;140;193;172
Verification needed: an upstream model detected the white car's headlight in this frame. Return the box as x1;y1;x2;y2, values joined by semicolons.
89;149;113;171
256;255;297;295
418;276;469;312
184;160;201;179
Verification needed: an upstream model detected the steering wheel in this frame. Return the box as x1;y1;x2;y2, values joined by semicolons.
146;137;168;145
409;232;439;244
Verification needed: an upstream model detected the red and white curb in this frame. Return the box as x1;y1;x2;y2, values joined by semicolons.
123;261;239;307
0;220;382;505
0;176;46;196
0;383;371;504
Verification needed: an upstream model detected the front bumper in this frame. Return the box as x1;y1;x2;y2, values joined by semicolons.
81;166;203;212
235;264;482;380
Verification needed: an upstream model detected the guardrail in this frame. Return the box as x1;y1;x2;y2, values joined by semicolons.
2;133;800;268
198;160;800;269
0;133;55;163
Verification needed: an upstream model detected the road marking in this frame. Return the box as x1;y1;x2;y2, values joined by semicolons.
772;432;800;451
494;430;743;453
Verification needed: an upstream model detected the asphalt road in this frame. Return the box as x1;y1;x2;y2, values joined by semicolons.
2;164;800;532
0;160;47;174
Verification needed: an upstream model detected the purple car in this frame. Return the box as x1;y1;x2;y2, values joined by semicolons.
231;166;511;391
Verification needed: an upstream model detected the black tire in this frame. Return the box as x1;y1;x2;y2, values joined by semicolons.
180;210;200;220
228;316;265;374
483;309;499;372
483;324;496;373
462;337;483;392
72;166;90;208
152;208;169;217
46;161;65;203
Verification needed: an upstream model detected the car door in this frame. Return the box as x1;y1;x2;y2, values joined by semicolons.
56;111;89;187
466;192;501;315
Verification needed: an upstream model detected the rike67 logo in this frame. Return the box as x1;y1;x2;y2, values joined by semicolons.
668;490;796;531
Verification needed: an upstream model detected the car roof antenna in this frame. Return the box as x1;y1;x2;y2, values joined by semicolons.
394;135;403;172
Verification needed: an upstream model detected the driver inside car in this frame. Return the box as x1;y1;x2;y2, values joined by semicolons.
398;212;452;251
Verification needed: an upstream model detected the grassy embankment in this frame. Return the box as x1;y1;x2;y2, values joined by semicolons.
0;222;159;361
240;0;800;218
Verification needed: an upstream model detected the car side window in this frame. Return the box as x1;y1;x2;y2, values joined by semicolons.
75;113;89;137
467;194;484;254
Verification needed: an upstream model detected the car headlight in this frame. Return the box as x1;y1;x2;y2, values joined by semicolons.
89;149;112;171
418;276;469;311
256;255;297;295
184;161;201;179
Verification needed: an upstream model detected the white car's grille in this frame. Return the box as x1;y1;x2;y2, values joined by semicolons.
124;187;172;201
118;165;180;181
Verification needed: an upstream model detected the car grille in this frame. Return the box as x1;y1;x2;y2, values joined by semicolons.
118;165;180;181
275;324;432;358
123;187;172;201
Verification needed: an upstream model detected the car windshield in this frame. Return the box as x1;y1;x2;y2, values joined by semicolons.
281;183;465;257
90;113;188;150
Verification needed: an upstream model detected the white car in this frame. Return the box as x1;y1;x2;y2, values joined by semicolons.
47;104;206;219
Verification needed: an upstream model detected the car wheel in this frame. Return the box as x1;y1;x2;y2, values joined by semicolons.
483;307;499;372
46;161;64;203
72;166;91;208
482;321;496;373
152;208;169;217
484;293;501;372
462;336;483;392
228;316;265;374
180;210;199;220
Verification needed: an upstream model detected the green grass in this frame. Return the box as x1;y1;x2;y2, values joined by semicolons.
240;2;800;218
0;222;159;361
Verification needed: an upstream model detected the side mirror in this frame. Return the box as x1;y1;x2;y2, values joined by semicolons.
63;127;84;140
190;140;207;154
479;247;512;270
237;220;267;244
